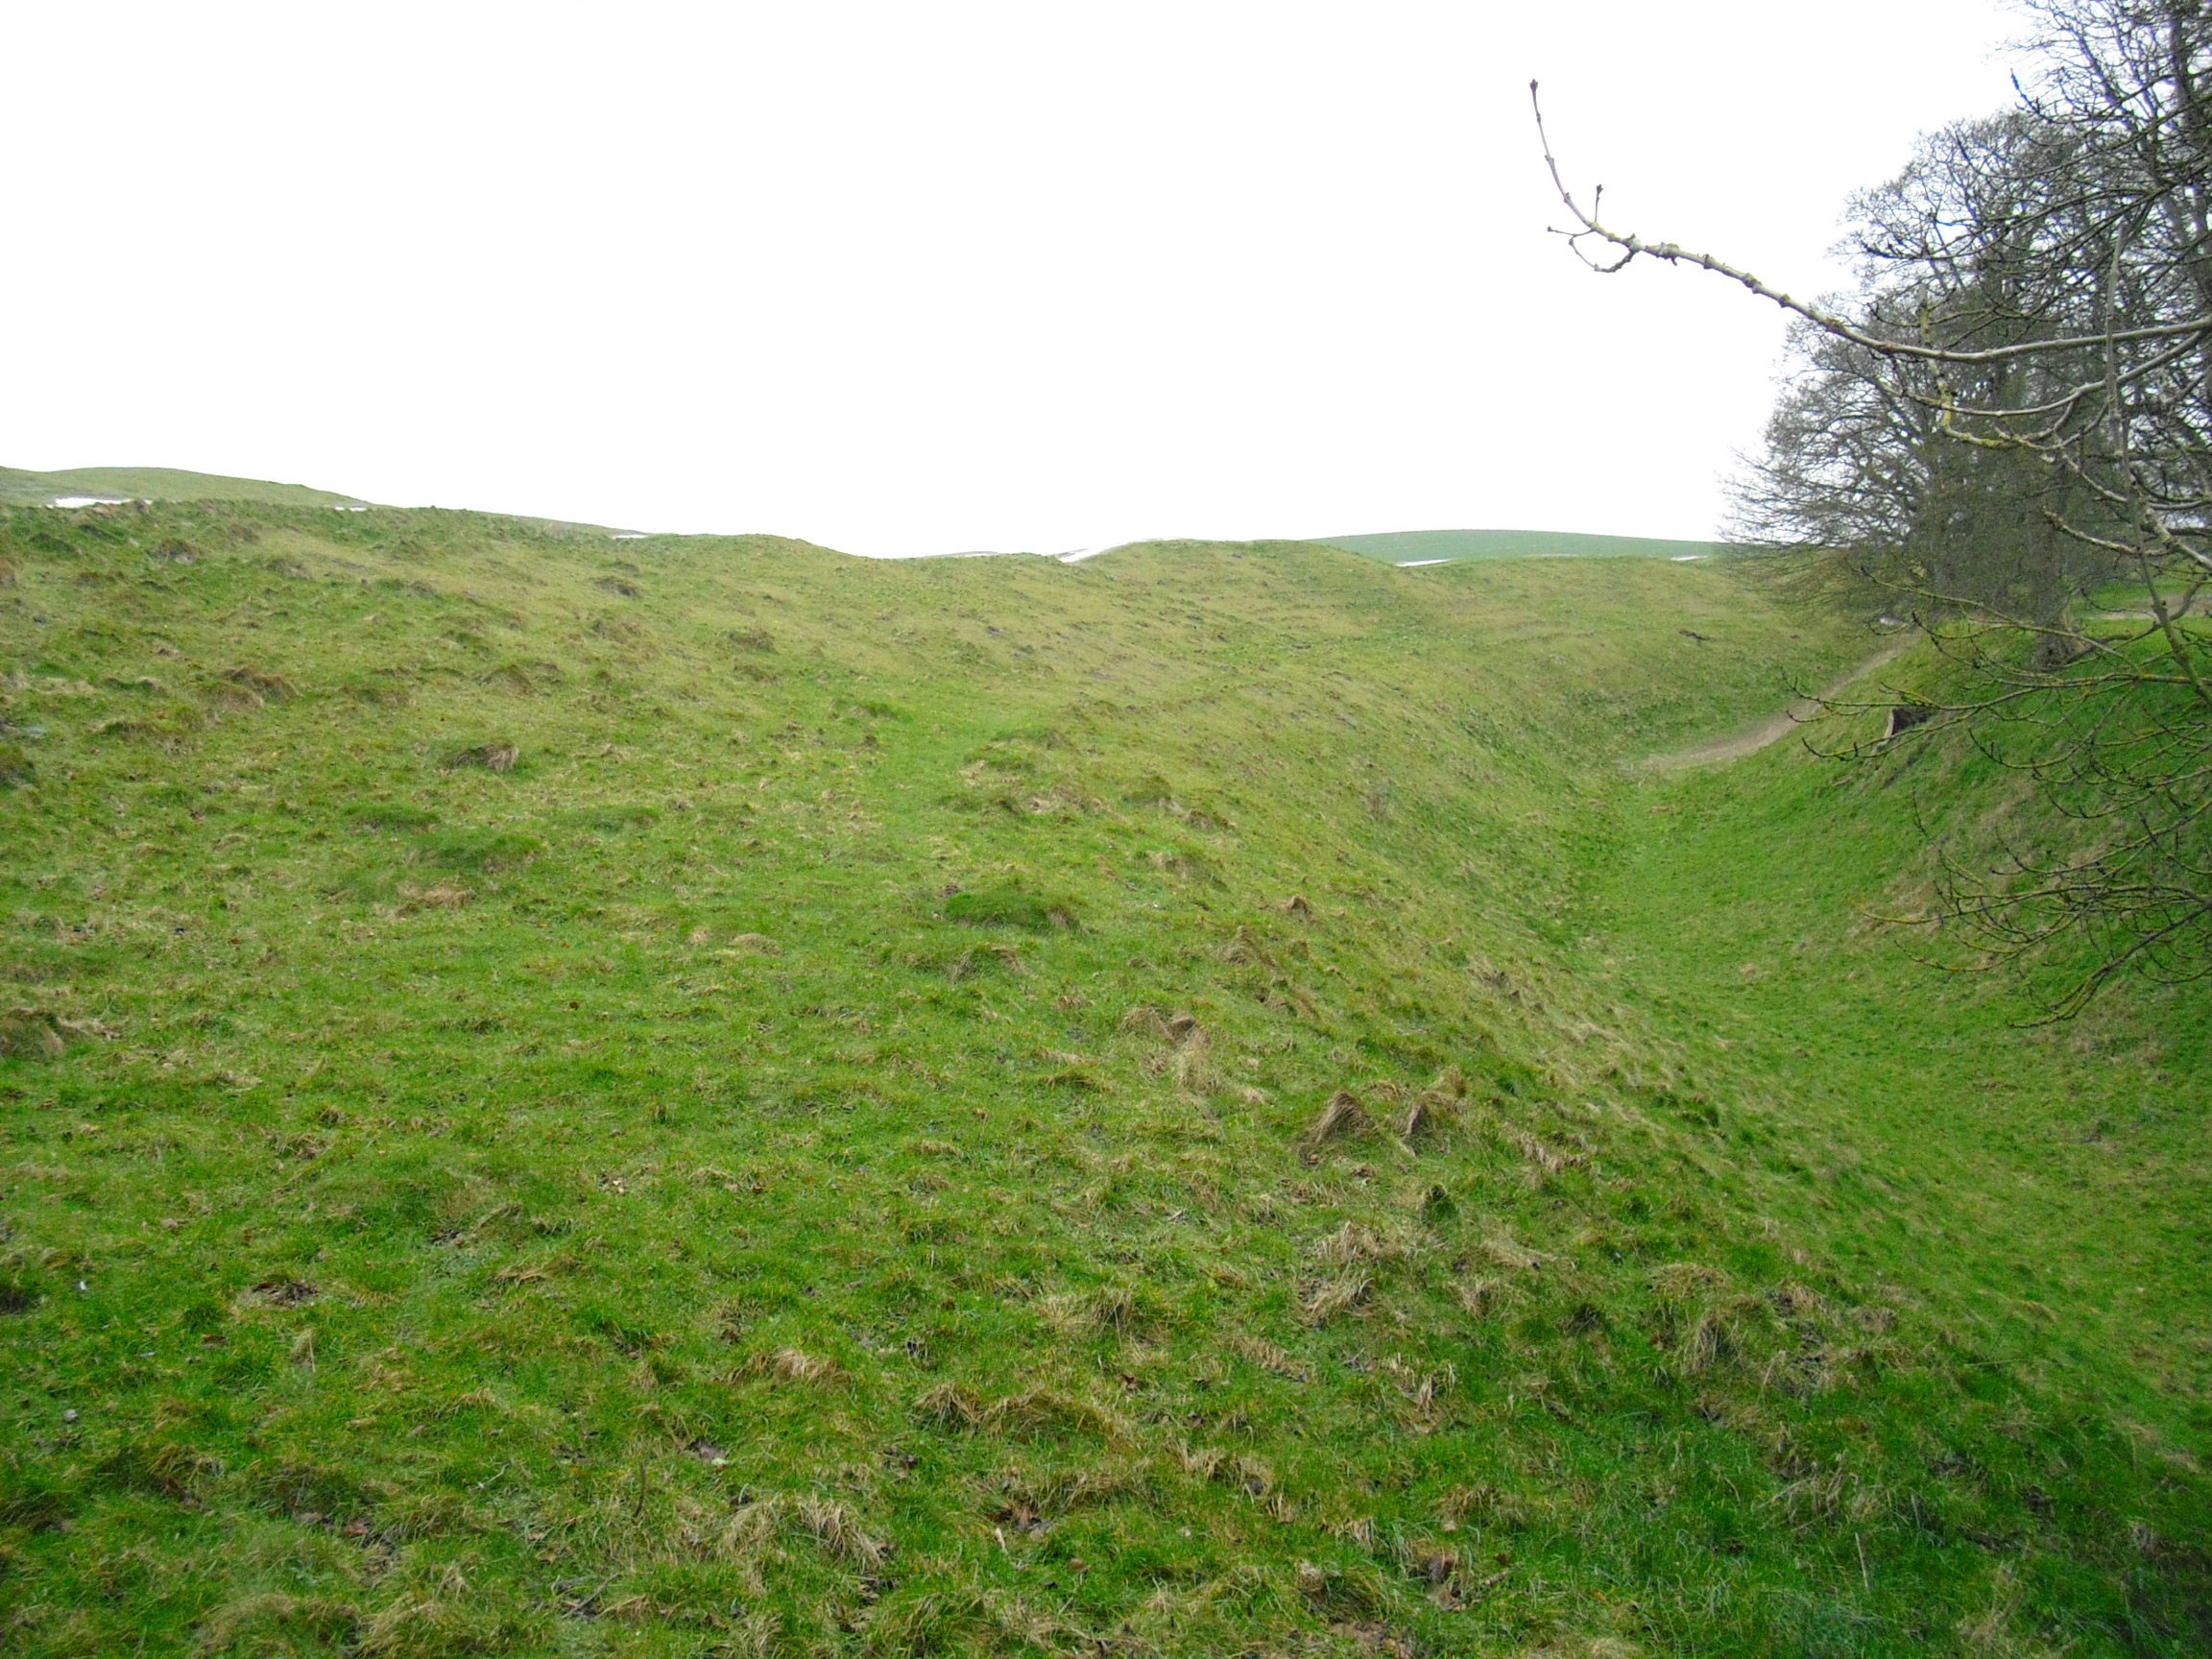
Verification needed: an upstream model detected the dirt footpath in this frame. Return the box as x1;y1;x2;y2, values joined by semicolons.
1644;640;1911;769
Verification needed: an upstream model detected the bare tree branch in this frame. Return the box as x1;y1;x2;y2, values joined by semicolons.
1530;78;2212;367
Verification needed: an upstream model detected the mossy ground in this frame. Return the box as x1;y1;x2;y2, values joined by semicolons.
0;500;2205;1656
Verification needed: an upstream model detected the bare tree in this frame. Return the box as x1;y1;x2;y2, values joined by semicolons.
1536;0;2212;1012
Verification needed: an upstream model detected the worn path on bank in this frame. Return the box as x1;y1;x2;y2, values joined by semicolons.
1643;638;1911;769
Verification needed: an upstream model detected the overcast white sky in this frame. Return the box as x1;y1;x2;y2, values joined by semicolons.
6;2;2024;556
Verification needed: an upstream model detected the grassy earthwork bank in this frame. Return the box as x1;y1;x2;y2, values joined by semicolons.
0;469;369;512
0;498;2205;1656
1307;531;1720;566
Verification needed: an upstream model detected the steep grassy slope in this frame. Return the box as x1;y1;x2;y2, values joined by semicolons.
1605;694;2212;1422
0;501;2205;1657
0;466;368;510
1310;530;1719;565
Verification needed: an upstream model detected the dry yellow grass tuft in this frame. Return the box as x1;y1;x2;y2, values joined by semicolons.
1476;1235;1555;1274
793;1495;888;1565
1300;1274;1371;1325
0;1009;63;1061
1649;1262;1728;1303
194;1594;361;1655
740;1347;843;1387
1498;1122;1587;1176
1456;1277;1513;1318
445;741;519;773
1402;1086;1463;1142
1177;1442;1230;1480
1172;1026;1215;1094
1219;925;1274;967
1042;1285;1140;1337
397;882;472;910
983;1386;1136;1445
1770;1282;1825;1318
1309;1090;1366;1144
1311;1221;1403;1267
1226;1333;1310;1381
1118;1004;1166;1037
203;680;266;713
223;664;298;702
1681;1309;1736;1376
913;1382;984;1431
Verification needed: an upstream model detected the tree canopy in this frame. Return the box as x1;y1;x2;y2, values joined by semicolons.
1542;0;2212;1011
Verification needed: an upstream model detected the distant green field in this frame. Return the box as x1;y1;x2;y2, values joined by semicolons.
0;465;368;510
1311;527;1722;565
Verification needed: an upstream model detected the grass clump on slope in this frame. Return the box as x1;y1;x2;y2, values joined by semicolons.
0;497;2204;1656
945;889;1076;930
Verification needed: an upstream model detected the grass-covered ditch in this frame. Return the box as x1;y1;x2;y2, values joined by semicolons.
0;499;2204;1656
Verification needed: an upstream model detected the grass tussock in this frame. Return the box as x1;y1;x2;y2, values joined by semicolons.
1309;1089;1367;1144
741;1347;844;1387
945;888;1076;930
1299;1273;1371;1325
1041;1284;1141;1337
444;739;518;772
0;1009;63;1061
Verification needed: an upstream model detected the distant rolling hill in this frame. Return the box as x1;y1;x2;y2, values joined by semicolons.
1311;527;1720;564
5;477;1720;565
0;464;369;510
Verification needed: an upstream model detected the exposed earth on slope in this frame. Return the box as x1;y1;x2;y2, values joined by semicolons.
1642;641;1912;769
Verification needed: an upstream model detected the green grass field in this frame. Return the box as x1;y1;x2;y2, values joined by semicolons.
0;467;369;511
1309;530;1722;565
0;500;2204;1657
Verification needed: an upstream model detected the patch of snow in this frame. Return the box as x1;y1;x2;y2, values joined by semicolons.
1397;558;1453;567
611;532;649;540
331;503;370;511
50;495;130;509
1670;553;1707;562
